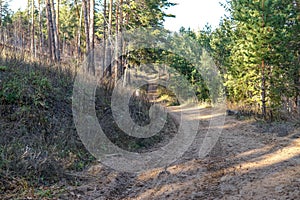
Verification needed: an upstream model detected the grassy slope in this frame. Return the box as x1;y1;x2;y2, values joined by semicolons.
0;59;95;199
0;58;179;199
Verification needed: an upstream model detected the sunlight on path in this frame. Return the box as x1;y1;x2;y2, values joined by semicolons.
230;138;300;173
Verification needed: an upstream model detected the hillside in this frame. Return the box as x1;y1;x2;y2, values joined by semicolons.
1;61;300;199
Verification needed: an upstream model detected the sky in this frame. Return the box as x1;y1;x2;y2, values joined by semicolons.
9;0;228;32
9;0;27;12
164;0;228;32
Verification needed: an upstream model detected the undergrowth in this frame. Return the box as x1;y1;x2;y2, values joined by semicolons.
0;58;94;199
0;57;179;199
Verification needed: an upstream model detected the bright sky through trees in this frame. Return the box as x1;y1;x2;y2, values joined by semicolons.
164;0;228;31
9;0;27;11
10;0;228;32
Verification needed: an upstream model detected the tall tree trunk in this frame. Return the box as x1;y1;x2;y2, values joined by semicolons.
261;0;267;120
27;0;31;49
108;0;113;36
295;0;300;112
74;0;82;58
46;0;55;61
294;52;300;112
114;0;120;83
38;0;43;54
125;0;130;26
261;59;267;120
51;0;60;62
107;0;113;76
115;0;124;82
89;0;95;75
31;0;35;59
82;0;89;55
119;0;123;33
0;0;2;27
119;0;124;75
79;6;83;58
102;0;107;77
56;0;60;57
78;3;83;58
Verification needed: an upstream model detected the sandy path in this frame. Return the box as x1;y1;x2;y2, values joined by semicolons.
61;106;300;200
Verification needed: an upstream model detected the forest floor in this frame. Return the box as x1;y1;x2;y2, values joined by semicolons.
1;62;299;199
59;105;300;200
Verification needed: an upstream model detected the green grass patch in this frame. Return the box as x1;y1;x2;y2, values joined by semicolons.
0;65;8;71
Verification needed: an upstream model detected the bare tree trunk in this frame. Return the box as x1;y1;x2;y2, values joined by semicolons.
78;4;83;58
123;67;130;86
119;0;123;32
89;0;94;50
74;0;82;58
261;60;267;119
108;0;113;36
102;0;107;77
31;0;35;59
56;0;60;57
0;0;2;27
46;0;54;61
82;0;89;55
27;0;30;50
107;0;113;76
295;53;300;113
119;0;123;75
38;0;43;54
114;0;120;83
114;0;124;83
125;0;130;26
261;0;267;120
89;0;95;75
51;0;60;62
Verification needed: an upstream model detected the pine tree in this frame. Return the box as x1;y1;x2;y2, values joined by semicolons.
225;0;299;119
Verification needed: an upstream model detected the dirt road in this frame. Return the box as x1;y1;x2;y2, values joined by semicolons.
61;105;300;199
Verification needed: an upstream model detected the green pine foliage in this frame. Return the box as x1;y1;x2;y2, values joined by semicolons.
207;0;300;119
